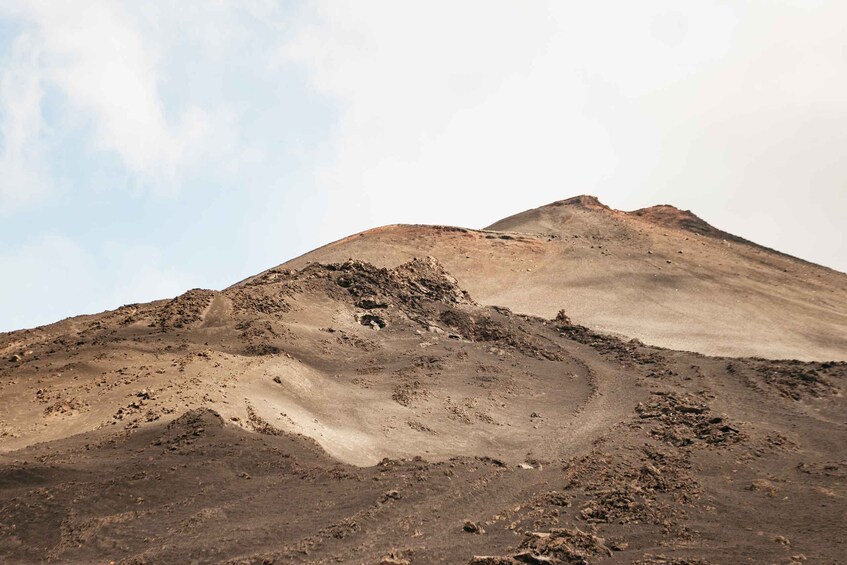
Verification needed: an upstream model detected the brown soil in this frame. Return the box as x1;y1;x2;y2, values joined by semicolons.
264;195;847;361
0;198;845;563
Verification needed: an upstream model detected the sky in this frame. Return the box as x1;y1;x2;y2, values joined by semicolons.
0;1;845;332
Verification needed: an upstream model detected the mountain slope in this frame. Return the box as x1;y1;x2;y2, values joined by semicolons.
0;258;633;464
1;197;845;563
265;196;847;361
1;256;844;563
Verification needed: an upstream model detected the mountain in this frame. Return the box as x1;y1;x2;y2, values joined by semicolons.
0;197;845;563
264;195;847;361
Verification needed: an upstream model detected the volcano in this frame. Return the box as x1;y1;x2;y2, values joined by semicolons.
1;197;844;564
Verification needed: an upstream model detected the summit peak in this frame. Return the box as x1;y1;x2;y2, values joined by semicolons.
554;195;610;210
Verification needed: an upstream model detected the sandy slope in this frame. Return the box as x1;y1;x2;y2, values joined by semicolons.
268;196;847;361
1;259;625;465
1;197;845;563
1;255;844;563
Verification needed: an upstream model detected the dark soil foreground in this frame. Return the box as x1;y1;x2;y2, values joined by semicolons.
1;401;844;565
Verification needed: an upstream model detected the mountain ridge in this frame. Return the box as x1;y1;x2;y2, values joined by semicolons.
489;195;840;271
267;196;847;361
8;196;844;361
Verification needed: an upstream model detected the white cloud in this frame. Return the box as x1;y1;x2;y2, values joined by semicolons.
0;33;50;210
14;1;211;178
0;0;844;335
0;0;261;200
282;1;847;272
279;1;738;235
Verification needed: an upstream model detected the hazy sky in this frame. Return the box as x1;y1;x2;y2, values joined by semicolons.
1;1;845;332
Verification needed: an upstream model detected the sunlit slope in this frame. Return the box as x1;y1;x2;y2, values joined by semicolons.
269;196;847;360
